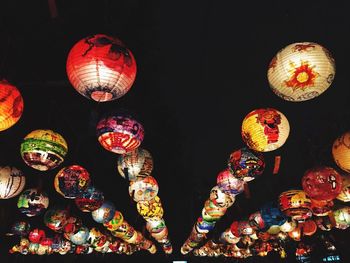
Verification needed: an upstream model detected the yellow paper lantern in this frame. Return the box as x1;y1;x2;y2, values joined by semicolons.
268;42;335;102
332;131;350;173
241;108;290;152
337;175;350;202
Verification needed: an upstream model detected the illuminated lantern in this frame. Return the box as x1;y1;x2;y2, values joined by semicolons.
249;211;265;229
66;34;136;102
310;198;334;216
216;169;245;195
227;147;265;182
128;176;158;202
279;220;297;233
0;80;24;131
103;211;124;231
17;188;49;217
20;129;68;171
204;199;227;219
44;209;69;232
279;190;312;221
10;221;31;236
137;195;164;219
150;226;168;240
96;113;144;154
302;220;317;236
260;202;287;229
209;186;235;208
237;221;254;235
54;165;91;199
267;42;335;102
302;166;342;201
29;229;46;244
75;186;104;212
337;175;350;202
288;226;301;241
241;108;290;152
196;217;216;232
267;225;280;235
0;166;25;199
87;228;107;248
146;218;166;235
91;201;116;223
63;216;82;236
220;228;241;244
68;226;90;245
111;222;134;240
333;206;350;229
332;132;350;172
117;147;153;181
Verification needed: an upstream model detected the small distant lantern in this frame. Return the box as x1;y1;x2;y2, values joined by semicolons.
91;201;116;224
279;190;312;221
66;34;137;102
0;166;25;199
209;186;235;208
146;218;166;234
241;108;290;152
20;129;68;171
336;175;350;202
137;196;164;219
216;169;245;195
29;229;46;244
332;131;350;173
0;80;24;131
17;189;49;217
10;221;31;237
44;209;69;232
128;176;158;202
75;186;104;212
268;42;335;102
96;113;144;154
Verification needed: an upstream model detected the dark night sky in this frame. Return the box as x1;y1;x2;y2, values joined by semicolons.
0;0;350;262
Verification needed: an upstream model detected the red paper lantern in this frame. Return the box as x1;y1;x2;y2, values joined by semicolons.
66;34;137;102
29;229;46;243
279;190;312;221
302;220;317;236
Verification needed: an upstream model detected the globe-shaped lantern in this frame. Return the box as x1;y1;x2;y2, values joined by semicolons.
128;176;158;202
67;226;90;245
75;186;104;212
20;129;68;171
337;175;350;202
54;165;91;199
332;131;350;173
333;206;350;230
0;166;25;199
136;195;164;220
279;190;312;221
17;188;49;217
66;34;137;102
91;201;116;224
302;166;342;201
209;186;235;208
146;218;166;235
227;147;265;182
216;169;245;195
96;113;144;154
241;108;290;152
267;42;335;102
117;147;153;180
103;211;124;231
44;209;69;232
0;80;24;131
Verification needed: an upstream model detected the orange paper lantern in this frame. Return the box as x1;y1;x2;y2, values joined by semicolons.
332;131;350;173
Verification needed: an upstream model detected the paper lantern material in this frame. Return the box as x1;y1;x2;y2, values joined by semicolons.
91;201;116;223
128;176;158;202
332;131;350;172
0;166;25;199
136;196;164;219
337;175;350;202
29;229;46;244
209;186;235;208
333;206;350;229
10;221;31;237
103;211;124;231
279;190;312;221
75;186;104;212
268;42;335;102
44;209;69;232
17;189;49;217
216;169;245;195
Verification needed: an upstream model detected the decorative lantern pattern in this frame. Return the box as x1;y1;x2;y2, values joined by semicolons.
96;114;144;154
0;80;24;131
267;42;335;102
337;175;350;202
128;176;158;202
103;211;124;231
332;131;350;172
0;166;25;199
241;108;290;152
66;34;137;102
209;186;235;208
310;198;333;216
20;129;68;171
216;169;245;195
91;201;116;224
136;196;164;219
17;189;49;217
75;186;104;212
279;190;312;221
44;209;69;232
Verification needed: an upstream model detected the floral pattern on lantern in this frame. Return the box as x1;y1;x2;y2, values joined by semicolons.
137;196;164;220
66;34;137;102
128;176;158;202
267;42;335;102
0;166;25;199
75;186;104;212
279;190;312;221
91;201;116;224
17;189;49;217
241;108;290;152
332;131;350;173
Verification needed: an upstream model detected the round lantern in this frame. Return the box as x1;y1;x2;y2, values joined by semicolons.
44;209;69;232
260;202;287;229
117;147;153;180
310;198;334;216
302;166;342;201
333;131;350;172
0;166;25;199
267;42;335;102
68;226;90;245
137;195;164;219
279;190;312;221
241;108;290;152
29;229;46;244
17;188;49;217
209;186;235;208
20;129;68;171
63;216;82;236
216;169;245;195
337;175;350;202
288;226;301;241
302;220;317;236
54;165;91;199
103;211;124;231
249;211;265;229
279;220;296;233
75;186;104;212
10;221;31;236
146;218;166;234
91;201;116;223
96;113;144;154
333;206;350;229
220;228;241;244
66;34;137;102
128;176;158;202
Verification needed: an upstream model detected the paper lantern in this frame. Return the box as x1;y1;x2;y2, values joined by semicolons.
10;221;31;236
279;190;312;221
103;211;124;231
337;175;350;202
288;226;301;241
196;217;216;232
96;113;144;154
310;198;334;216
137;195;164;219
20;129;68;171
87;228;107;249
128;176;158;202
75;186;104;212
29;229;46;244
302;220;317;236
302;166;342;201
267;225;280;235
0;80;24;131
68;226;90;245
241;108;290;152
63;216;82;236
279;220;296;233
314;216;332;231
268;42;335;102
220;228;241;244
44;209;69;232
117;147;153;180
91;201;116;223
203;199;227;220
54;165;91;199
17;188;49;217
260;202;287;229
216;169;245;195
146;218;166;234
0;166;25;199
333;206;350;229
332;131;350;172
66;34;137;102
227;147;265;182
209;186;235;208
249;211;265;229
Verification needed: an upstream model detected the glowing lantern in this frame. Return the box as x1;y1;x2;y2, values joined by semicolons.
209;186;235;208
241;108;290;152
20;129;68;171
249;211;265;229
96;113;144;154
91;201;116;223
66;34;137;102
44;209;69;232
117;147;153;180
128;176;158;202
220;228;241;244
333;206;350;229
279;190;312;221
75;186;104;212
0;80;24;131
310;198;334;216
302;220;317;236
337;175;350;202
10;221;31;236
137;195;164;219
267;225;280;235
302;166;342;201
146;218;166;235
216;169;245;195
29;229;46;244
267;42;335;102
332;131;350;173
68;226;90;245
203;199;227;220
103;211;124;231
0;166;25;199
288;226;301;241
17;188;49;217
279;220;296;233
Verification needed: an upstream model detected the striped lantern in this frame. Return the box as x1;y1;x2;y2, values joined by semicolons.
66;34;137;102
332;131;350;173
0;80;24;131
268;42;335;102
241;108;290;152
0;166;25;199
279;190;312;222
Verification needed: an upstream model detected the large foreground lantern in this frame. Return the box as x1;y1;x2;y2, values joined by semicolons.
66;34;137;102
267;42;335;102
0;166;25;199
332;131;350;173
241;108;290;152
0;80;24;131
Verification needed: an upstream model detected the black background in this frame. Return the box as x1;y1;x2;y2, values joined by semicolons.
0;0;350;262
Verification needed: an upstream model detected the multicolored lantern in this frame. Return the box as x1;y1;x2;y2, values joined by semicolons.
137;195;164;219
302;166;342;201
54;165;91;199
66;34;137;102
216;169;245;195
146;218;166;235
279;190;312;221
75;186;104;212
209;186;235;208
249;211;265;230
10;221;31;236
333;206;350;229
29;229;46;244
17;188;49;217
96;113;144;154
44;209;69;232
203;199;227;220
117;148;153;180
260;202;287;229
128;176;158;202
332;131;350;173
336;175;350;202
91;201;116;223
241;108;290;152
20;129;68;171
103;211;124;231
0;166;25;199
67;226;90;245
310;198;334;216
267;42;335;102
